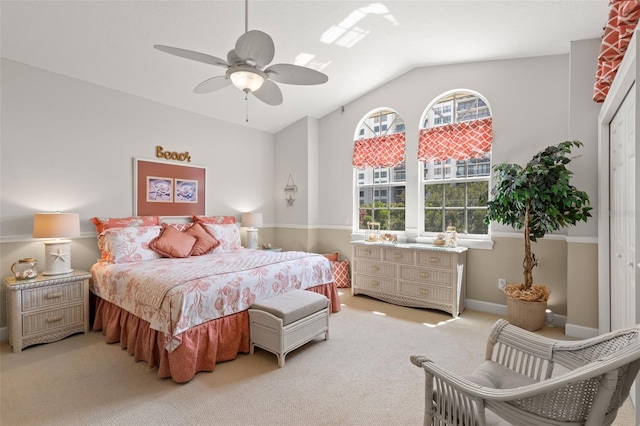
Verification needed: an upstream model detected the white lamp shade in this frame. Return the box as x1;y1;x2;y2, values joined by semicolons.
241;212;263;229
33;213;80;239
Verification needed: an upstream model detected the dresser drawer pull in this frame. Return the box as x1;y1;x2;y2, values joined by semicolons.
45;292;64;299
364;249;372;255
46;315;64;323
420;272;429;279
429;257;440;263
371;281;380;286
370;266;380;272
394;253;402;260
420;289;429;296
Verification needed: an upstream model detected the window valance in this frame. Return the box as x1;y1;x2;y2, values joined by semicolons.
352;132;406;168
593;1;640;103
418;118;492;162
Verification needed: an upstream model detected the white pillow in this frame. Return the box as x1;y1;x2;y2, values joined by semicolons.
203;223;242;250
101;225;163;263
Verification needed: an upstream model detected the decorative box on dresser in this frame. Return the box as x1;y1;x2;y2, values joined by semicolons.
4;270;91;352
351;242;467;317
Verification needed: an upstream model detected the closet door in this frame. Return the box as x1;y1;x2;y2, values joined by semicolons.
609;84;636;332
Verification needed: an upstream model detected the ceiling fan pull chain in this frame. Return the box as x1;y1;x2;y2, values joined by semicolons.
245;93;249;123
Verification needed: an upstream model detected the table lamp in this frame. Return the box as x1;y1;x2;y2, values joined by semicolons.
241;212;263;250
33;212;80;275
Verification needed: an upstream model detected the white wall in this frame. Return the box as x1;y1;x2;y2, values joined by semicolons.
0;58;275;327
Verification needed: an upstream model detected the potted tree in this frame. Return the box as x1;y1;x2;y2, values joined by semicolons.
484;141;592;331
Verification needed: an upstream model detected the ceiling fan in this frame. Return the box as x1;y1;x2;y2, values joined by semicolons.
153;0;328;106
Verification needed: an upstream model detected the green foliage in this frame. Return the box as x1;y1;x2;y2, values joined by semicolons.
484;141;592;289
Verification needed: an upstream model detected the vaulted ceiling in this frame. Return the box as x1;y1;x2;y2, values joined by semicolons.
1;1;609;133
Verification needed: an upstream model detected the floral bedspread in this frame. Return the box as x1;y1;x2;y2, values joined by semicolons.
90;249;334;351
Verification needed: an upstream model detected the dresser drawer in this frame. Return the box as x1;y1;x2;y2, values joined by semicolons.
416;251;453;269
398;281;452;304
22;303;84;336
399;266;452;286
353;245;382;261
382;247;413;264
353;260;396;278
22;281;84;312
353;274;396;293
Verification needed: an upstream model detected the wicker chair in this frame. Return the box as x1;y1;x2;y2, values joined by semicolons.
411;319;640;426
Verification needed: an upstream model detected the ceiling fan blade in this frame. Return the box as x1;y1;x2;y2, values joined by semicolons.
252;79;283;106
154;45;229;68
265;64;328;85
235;30;275;68
193;76;232;94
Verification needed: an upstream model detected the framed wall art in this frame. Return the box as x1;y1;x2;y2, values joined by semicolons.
134;158;206;216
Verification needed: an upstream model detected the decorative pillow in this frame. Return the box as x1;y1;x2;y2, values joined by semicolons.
185;222;220;255
101;225;163;264
149;224;197;258
331;260;351;288
91;216;161;260
323;251;340;262
168;222;194;232
202;223;242;250
193;215;237;225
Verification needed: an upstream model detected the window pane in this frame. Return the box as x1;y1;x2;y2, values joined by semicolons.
424;210;443;232
444;210;464;231
424;184;443;207
388;210;405;231
467;209;489;234
467;181;489;207
445;183;465;207
359;187;372;207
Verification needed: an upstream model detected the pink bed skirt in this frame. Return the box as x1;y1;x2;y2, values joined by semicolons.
92;283;341;383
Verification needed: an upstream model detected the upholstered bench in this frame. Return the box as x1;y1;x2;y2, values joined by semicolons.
249;290;330;367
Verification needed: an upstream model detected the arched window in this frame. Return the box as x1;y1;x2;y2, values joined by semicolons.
418;90;492;235
353;108;406;232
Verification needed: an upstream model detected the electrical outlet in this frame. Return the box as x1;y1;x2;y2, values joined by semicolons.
498;278;507;291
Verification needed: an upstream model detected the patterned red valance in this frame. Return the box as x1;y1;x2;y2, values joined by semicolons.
418;118;492;162
352;132;406;168
594;1;640;103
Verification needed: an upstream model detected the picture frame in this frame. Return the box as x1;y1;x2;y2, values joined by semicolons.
134;158;206;216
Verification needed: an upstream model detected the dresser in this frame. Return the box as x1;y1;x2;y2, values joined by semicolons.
4;270;91;352
351;242;467;317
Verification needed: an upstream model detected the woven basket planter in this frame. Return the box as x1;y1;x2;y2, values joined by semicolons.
507;297;546;331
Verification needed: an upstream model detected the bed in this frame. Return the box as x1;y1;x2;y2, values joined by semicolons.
89;215;340;383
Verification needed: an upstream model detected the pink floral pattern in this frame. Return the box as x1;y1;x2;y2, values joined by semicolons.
202;223;242;250
101;225;163;263
90;249;334;352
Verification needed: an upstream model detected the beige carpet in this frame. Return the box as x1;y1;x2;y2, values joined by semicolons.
1;290;636;425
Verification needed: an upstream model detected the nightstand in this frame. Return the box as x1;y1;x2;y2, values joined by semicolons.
4;270;91;352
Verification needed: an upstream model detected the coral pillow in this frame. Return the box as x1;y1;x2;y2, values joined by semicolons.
323;251;340;262
331;260;351;288
149;224;197;258
192;215;237;225
185;222;220;255
101;226;163;264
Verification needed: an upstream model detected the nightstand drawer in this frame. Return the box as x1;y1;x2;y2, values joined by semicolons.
22;281;84;312
22;304;84;336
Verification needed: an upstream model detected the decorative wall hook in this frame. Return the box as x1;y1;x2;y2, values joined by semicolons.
284;174;297;206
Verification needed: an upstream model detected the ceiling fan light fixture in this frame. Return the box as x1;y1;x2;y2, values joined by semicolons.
228;67;265;93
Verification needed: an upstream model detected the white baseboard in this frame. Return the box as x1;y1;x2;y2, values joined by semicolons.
564;323;599;339
465;299;567;329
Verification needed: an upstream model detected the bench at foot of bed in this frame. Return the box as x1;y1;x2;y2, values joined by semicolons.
248;290;329;367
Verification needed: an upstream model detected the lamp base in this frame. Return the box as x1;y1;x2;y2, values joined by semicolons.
246;228;259;250
42;240;73;275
